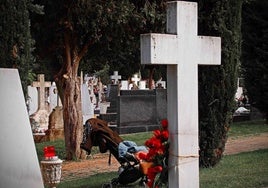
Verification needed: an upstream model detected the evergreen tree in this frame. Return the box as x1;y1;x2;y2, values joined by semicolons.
0;0;42;96
242;0;268;121
198;0;243;167
31;0;168;160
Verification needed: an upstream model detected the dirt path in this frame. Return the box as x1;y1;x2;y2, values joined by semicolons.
224;133;268;155
61;133;268;182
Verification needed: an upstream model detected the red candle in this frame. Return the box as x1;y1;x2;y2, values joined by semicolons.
43;146;56;158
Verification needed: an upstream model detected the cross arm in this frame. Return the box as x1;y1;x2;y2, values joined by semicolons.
141;33;180;65
197;36;221;65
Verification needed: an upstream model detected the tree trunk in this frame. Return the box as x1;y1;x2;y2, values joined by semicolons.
55;32;85;160
62;75;83;160
148;67;155;89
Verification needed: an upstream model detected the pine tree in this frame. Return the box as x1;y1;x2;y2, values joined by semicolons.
198;0;243;167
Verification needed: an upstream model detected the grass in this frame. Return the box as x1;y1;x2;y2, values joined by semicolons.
227;119;268;138
200;149;268;188
57;149;268;188
36;120;268;187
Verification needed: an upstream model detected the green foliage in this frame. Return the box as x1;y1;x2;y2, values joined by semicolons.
31;0;167;80
241;0;268;120
198;0;243;167
0;0;43;96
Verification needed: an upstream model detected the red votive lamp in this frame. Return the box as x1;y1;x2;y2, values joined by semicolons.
43;146;56;159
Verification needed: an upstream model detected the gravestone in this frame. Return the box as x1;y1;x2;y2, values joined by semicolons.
81;83;94;124
138;80;147;89
110;71;121;84
27;85;38;115
156;80;166;89
99;84;119;127
30;74;51;130
141;1;221;187
49;82;62;112
117;89;167;134
46;106;64;142
120;80;129;90
0;68;44;188
131;74;140;86
47;83;64;141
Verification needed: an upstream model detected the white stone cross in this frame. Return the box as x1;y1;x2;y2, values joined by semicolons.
131;74;140;85
32;74;51;110
141;1;221;188
110;71;121;84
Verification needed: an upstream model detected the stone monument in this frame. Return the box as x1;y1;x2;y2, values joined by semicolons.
110;71;121;84
141;1;221;187
0;68;44;188
30;74;51;131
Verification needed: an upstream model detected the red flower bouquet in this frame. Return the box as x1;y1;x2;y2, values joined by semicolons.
138;119;169;187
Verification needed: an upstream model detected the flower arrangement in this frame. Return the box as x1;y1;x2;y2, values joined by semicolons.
138;119;169;188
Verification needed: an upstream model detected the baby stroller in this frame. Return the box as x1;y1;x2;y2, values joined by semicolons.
80;118;148;187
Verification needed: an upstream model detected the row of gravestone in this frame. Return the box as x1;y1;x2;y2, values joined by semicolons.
28;72;167;132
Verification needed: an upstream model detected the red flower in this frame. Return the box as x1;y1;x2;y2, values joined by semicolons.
153;165;163;173
153;129;161;138
144;119;170;187
137;151;148;160
146;166;163;187
145;137;162;148
161;119;168;129
161;130;169;141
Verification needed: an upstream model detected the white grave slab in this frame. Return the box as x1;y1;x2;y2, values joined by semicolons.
81;83;94;124
27;85;38;115
141;2;221;187
120;80;129;90
139;80;147;90
49;82;59;112
0;68;44;188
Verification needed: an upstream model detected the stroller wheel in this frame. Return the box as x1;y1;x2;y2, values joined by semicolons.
118;166;143;185
102;183;113;188
111;178;119;186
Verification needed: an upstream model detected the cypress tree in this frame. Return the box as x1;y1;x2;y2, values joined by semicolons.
198;0;243;167
0;0;42;96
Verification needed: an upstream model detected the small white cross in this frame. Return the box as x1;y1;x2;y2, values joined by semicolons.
131;74;140;86
141;1;221;187
110;71;121;84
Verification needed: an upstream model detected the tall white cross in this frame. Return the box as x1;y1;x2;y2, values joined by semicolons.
141;1;221;187
32;74;51;110
110;71;121;84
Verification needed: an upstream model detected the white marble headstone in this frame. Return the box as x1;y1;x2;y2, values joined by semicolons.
139;80;147;90
27;85;38;115
49;82;58;112
81;83;94;124
0;68;44;188
120;80;129;90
